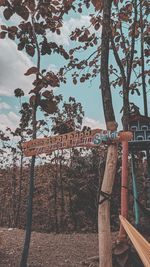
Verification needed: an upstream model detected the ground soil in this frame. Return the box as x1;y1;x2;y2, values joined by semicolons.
0;227;100;267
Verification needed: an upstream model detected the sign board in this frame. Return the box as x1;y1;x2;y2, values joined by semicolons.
22;129;132;157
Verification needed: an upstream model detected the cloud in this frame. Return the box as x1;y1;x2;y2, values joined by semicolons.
48;15;92;46
47;64;59;73
0;111;20;132
0;39;33;96
83;117;106;129
0;102;11;110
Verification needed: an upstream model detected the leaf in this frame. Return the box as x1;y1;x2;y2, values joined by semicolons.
39;99;57;114
25;0;35;11
119;13;129;22
115;35;121;42
9;26;18;33
0;31;6;39
3;8;13;20
24;67;38;76
80;76;85;83
1;25;7;30
26;45;35;57
91;0;103;11
144;48;150;57
42;90;53;99
8;32;15;40
94;23;100;31
45;72;60;87
18;42;25;51
14;88;24;97
73;77;77;85
114;0;119;6
78;7;82;13
135;89;140;96
15;5;29;21
0;0;7;6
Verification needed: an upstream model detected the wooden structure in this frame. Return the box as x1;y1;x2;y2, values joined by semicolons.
120;215;150;267
22;128;132;157
118;114;150;240
128;114;150;150
22;128;133;253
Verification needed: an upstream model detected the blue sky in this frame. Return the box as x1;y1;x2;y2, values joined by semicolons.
0;10;107;133
0;5;149;133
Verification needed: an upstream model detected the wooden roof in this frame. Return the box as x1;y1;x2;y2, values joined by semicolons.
129;114;150;123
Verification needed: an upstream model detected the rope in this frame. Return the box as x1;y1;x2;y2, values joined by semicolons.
98;190;112;205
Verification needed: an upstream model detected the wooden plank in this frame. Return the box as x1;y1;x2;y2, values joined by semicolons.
22;130;132;157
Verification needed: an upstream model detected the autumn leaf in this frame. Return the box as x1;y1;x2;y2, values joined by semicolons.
42;90;53;99
0;0;7;6
3;8;13;20
94;23;100;31
45;72;60;87
15;5;29;21
118;13;129;22
1;25;7;30
24;67;38;76
39;99;57;114
26;45;35;57
14;88;24;97
80;76;85;83
0;31;6;39
91;0;103;11
18;42;25;51
8;32;15;40
73;77;77;85
25;0;35;12
114;0;119;6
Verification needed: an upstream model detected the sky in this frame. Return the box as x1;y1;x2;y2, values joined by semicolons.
0;4;148;134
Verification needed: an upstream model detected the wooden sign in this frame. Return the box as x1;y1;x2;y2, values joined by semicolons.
22;129;132;157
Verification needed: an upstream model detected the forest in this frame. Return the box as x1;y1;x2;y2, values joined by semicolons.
0;0;150;267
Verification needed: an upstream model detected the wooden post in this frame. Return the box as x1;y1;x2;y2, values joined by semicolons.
118;141;129;241
98;144;118;267
131;153;140;227
146;150;150;208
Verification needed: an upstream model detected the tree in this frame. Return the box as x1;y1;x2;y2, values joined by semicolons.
50;96;84;232
98;2;118;266
0;1;72;266
59;0;149;265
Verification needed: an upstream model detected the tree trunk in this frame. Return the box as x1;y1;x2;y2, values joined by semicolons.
60;158;65;231
99;1;118;266
20;107;36;267
15;152;23;227
98;144;118;267
54;177;59;233
20;15;40;266
20;155;35;267
54;155;59;233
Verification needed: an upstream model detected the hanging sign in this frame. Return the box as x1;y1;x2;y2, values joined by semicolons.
22;129;132;157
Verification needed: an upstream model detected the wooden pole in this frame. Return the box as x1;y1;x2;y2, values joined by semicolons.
146;150;150;208
131;153;140;227
98;144;118;267
118;141;129;241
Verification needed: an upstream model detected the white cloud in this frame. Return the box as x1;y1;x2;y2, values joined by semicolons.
83;117;105;129
0;102;11;110
47;15;92;46
0;39;33;96
47;64;59;73
0;111;20;132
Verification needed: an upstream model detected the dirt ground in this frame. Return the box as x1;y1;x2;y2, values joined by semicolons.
0;227;100;267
